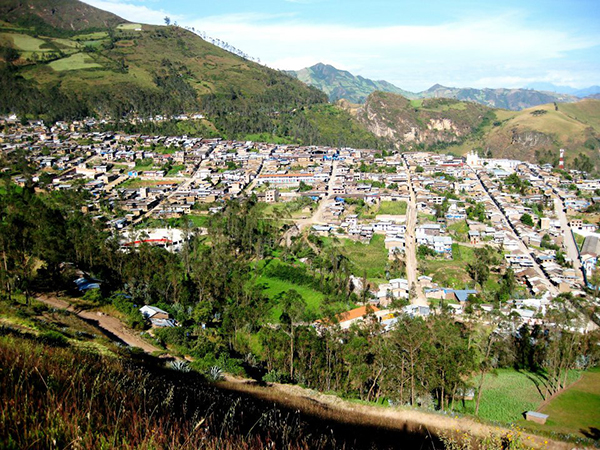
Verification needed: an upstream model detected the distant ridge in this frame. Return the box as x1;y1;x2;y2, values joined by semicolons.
287;63;416;104
290;63;581;111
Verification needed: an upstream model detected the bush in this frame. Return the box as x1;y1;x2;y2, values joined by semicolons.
263;369;291;384
38;330;68;347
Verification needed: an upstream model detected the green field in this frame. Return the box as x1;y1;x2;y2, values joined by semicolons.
520;368;600;438
49;52;101;71
256;275;325;322
447;220;469;242
421;244;476;289
454;368;581;424
3;32;46;51
117;23;142;30
378;201;407;215
167;165;185;176
323;234;389;279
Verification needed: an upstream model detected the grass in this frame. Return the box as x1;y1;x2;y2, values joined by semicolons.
421;244;476;289
323;234;389;279
2;32;46;51
49;52;102;71
378;200;407;215
256;274;326;321
117;23;143;30
447;220;469;242
167;164;185;176
453;368;581;425
520;367;600;439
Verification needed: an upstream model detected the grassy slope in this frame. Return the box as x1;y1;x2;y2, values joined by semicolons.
0;0;125;31
523;368;600;438
465;100;600;165
454;368;581;425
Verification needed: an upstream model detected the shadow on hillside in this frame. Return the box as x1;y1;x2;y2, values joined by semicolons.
581;427;600;441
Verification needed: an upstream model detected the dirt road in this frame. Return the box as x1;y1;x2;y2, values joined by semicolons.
405;165;428;306
36;294;160;354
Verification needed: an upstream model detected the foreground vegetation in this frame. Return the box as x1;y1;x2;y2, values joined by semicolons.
1;178;600;445
0;321;440;449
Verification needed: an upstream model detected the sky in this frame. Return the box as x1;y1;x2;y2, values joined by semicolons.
82;0;600;92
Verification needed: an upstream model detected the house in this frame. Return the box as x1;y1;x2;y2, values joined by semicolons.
264;189;279;203
319;305;381;330
139;305;177;327
468;230;481;245
525;411;548;425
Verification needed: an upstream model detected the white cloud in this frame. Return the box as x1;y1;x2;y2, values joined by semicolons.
186;13;600;90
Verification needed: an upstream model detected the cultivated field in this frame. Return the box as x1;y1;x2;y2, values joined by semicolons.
49;52;101;71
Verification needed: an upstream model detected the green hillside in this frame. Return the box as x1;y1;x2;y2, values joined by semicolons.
0;0;390;148
288;63;416;104
0;0;125;34
479;100;600;168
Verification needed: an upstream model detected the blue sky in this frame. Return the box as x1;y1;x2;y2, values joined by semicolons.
83;0;600;91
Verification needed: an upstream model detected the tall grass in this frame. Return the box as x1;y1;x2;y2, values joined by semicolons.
0;328;437;449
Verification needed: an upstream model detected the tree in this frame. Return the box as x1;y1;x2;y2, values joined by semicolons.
520;213;534;227
164;16;171;26
278;289;309;380
467;259;490;288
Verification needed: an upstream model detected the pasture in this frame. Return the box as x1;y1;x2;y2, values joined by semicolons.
49;52;101;71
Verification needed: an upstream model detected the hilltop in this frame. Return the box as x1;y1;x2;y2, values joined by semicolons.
287;63;416;104
0;0;388;148
291;63;580;111
0;0;125;32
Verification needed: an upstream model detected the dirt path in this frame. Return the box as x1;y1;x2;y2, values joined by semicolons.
36;294;160;354
221;375;570;450
35;294;570;449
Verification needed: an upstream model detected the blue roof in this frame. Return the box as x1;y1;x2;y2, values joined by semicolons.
450;289;478;302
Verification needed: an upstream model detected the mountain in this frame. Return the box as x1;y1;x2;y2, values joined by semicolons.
291;64;581;111
416;85;579;111
0;0;388;148
347;90;600;169
287;63;416;104
524;82;600;98
0;0;125;32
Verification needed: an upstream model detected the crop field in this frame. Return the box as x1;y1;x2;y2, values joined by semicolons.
2;32;47;51
454;368;581;424
521;368;600;438
49;52;102;71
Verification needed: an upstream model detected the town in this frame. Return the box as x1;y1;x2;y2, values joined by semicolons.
2;114;599;335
